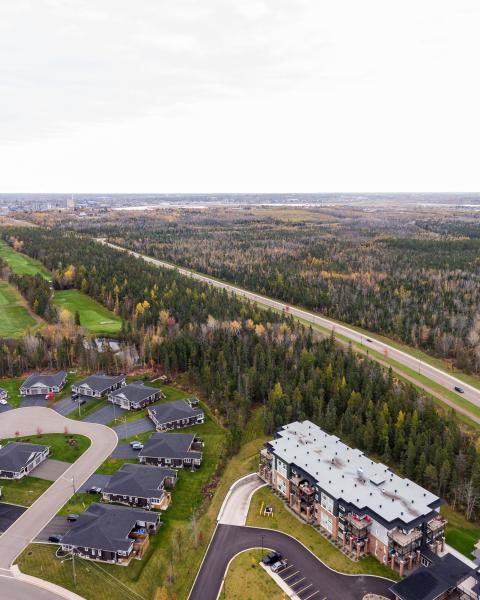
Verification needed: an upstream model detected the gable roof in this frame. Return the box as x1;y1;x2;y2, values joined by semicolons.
390;553;473;600
103;463;176;499
20;371;66;390
148;400;203;424
110;382;159;406
139;432;202;460
75;374;125;394
0;442;48;473
61;503;159;553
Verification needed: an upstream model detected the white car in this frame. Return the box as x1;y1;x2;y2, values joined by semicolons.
0;397;8;405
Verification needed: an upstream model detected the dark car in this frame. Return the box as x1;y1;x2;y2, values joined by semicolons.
67;514;79;521
88;486;102;494
454;386;465;394
77;398;87;405
48;535;62;543
262;551;282;565
71;393;79;400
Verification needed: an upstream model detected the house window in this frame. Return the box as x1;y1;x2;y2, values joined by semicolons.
277;478;286;495
321;511;333;533
320;493;334;514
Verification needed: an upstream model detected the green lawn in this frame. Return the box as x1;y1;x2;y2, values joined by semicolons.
0;376;24;407
0;477;52;507
0;240;51;279
223;550;284;600
52;290;121;335
247;487;399;581
0;280;40;337
442;505;480;559
2;434;90;464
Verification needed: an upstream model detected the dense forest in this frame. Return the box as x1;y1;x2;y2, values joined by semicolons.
94;215;480;374
1;226;480;518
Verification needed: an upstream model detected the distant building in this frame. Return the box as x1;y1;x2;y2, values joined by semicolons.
259;420;447;576
20;371;67;396
0;442;49;479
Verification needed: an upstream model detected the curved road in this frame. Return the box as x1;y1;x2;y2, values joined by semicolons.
0;407;118;599
99;240;480;410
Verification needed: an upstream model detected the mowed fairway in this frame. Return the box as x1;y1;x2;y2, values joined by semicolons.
0;280;40;337
53;289;121;335
0;241;50;278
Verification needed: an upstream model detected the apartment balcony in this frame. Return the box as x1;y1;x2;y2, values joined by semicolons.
260;448;273;463
388;528;422;548
427;515;447;536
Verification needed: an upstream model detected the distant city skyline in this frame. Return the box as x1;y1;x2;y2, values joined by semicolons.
1;1;479;192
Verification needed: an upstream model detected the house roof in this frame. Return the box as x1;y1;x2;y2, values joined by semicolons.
61;503;160;553
110;382;159;406
390;553;473;600
74;374;125;394
103;463;176;499
148;400;203;425
139;432;202;460
269;420;440;526
0;442;48;473
20;371;66;390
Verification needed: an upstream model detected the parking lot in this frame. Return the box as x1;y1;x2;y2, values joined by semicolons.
112;417;154;439
0;503;26;534
274;559;324;600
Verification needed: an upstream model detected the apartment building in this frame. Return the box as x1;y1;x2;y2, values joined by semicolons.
259;420;447;576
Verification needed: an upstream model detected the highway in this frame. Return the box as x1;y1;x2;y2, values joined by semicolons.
100;240;480;410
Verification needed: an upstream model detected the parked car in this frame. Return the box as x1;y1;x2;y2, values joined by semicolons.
0;397;8;405
88;486;102;494
366;338;373;343
262;551;281;565
77;398;86;406
71;393;79;400
48;535;63;543
271;559;287;573
67;514;79;521
454;386;465;394
130;442;144;450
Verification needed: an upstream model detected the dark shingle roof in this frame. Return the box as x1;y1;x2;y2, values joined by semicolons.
61;503;159;553
109;382;159;407
148;400;203;424
139;432;202;460
103;463;176;499
20;371;66;390
0;442;48;473
390;553;473;600
74;374;125;394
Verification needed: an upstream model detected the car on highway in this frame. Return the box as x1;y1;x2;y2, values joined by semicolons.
366;338;373;342
48;535;63;543
454;385;465;394
262;551;282;565
271;559;287;573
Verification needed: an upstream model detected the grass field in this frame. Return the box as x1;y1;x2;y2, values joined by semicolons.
222;551;284;600
52;290;121;335
2;433;90;464
0;280;40;337
442;505;480;559
0;241;50;278
0;477;52;507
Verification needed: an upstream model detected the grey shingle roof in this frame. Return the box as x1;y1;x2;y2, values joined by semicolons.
148;400;203;424
74;374;125;394
103;463;176;499
139;433;202;461
0;442;48;473
61;503;159;553
20;371;66;390
109;382;160;407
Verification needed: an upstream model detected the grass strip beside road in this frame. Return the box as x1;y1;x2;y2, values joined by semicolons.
0;477;52;507
222;550;285;600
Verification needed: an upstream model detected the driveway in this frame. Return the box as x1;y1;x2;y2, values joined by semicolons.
0;402;13;413
32;459;70;481
0;407;118;570
77;473;111;493
189;524;394;600
20;395;47;408
35;516;70;542
112;417;154;439
110;443;141;459
0;504;26;533
83;403;127;425
218;473;265;526
53;395;96;417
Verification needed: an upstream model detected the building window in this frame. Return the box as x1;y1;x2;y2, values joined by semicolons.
277;478;286;495
321;511;333;533
321;493;334;514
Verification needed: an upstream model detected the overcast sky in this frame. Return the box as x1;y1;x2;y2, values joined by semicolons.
0;0;479;193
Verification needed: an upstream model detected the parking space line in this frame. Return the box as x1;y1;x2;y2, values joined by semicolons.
280;564;295;574
284;570;300;581
297;583;313;594
291;576;306;588
303;591;321;600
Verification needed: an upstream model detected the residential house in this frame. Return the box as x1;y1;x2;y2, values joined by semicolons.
0;442;49;479
259;420;447;576
138;433;203;469
72;374;125;398
147;399;204;431
20;371;67;396
60;503;160;564
108;382;163;411
102;463;177;510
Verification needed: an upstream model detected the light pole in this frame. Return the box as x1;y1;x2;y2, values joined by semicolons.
260;533;265;560
71;475;76;494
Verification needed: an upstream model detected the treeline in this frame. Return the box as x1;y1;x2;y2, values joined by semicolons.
105;219;480;374
9;273;56;321
2;227;480;517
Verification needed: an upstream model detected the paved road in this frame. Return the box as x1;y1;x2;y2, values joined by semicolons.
101;240;480;410
0;402;13;413
218;473;265;526
77;473;111;493
53;396;95;417
189;524;394;600
112;416;154;439
83;403;127;425
20;395;48;408
0;574;73;600
0;407;117;571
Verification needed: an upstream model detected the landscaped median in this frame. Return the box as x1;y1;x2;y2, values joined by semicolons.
223;550;284;600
